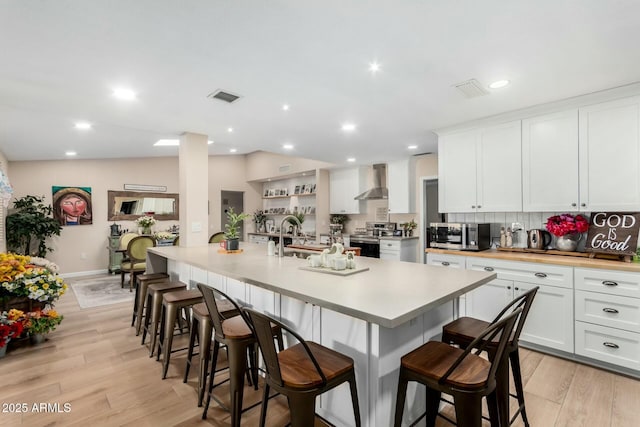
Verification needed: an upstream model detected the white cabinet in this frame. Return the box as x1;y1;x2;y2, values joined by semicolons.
387;158;416;214
248;234;269;244
575;267;640;370
522;109;580;211
465;257;574;353
438;121;521;213
379;238;418;263
330;167;367;214
579;96;640;211
426;253;465;269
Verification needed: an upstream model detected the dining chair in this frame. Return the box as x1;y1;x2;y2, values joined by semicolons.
120;235;155;291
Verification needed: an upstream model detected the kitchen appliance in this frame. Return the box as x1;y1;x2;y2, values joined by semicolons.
527;229;552;250
429;223;491;251
110;223;122;236
349;222;397;258
354;164;388;200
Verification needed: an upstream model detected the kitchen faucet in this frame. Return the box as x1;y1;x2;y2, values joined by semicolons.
278;215;304;257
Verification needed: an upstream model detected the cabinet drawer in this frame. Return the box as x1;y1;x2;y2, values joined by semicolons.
380;240;401;252
426;254;465;269
575;290;640;333
575;268;640;298
465;258;573;289
249;235;269;244
575;321;640;371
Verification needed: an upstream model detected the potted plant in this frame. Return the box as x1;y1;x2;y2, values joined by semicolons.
6;195;62;257
153;231;176;245
545;213;589;251
401;219;418;237
330;214;348;226
25;308;63;344
0;309;25;358
224;208;251;251
136;215;156;235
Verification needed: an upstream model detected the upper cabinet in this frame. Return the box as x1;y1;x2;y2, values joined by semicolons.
388;158;416;213
329;167;367;214
439;121;522;213
522;110;580;211
579;96;640;211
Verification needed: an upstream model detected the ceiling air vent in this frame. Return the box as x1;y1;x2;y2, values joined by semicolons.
207;90;241;103
453;79;489;98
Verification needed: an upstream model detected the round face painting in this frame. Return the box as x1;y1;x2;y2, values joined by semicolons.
61;195;87;222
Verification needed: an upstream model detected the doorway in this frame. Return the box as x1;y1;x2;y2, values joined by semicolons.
221;191;245;240
420;178;443;262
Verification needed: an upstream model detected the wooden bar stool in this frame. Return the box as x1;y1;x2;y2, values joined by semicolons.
140;281;187;356
394;308;522;427
442;287;539;427
183;300;239;407
132;272;169;335
198;284;283;427
157;288;204;379
244;307;361;427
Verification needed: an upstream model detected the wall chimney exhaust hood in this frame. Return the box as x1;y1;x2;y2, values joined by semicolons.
354;164;388;200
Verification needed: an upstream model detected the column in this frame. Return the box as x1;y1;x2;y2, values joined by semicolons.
179;132;208;247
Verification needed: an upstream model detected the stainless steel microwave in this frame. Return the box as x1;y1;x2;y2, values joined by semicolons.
429;223;491;251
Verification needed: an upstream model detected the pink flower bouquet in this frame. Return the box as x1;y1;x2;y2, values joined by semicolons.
545;214;589;237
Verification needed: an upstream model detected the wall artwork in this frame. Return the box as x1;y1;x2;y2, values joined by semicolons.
585;212;640;256
52;186;93;225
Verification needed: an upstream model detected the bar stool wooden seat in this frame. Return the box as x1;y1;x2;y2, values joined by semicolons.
244;307;362;427
132;272;169;335
441;287;539;427
140;281;187;356
183;301;239;407
157;288;204;379
198;284;283;427
394;308;522;427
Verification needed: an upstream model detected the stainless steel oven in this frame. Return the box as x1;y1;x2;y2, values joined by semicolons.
349;235;380;258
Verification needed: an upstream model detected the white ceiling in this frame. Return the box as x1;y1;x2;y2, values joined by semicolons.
1;1;640;165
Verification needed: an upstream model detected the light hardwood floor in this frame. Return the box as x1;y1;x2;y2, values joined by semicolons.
1;279;639;427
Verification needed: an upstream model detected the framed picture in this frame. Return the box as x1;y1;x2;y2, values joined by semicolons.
309;206;316;214
311;184;316;193
303;184;311;194
265;219;275;233
52;186;93;225
264;188;269;197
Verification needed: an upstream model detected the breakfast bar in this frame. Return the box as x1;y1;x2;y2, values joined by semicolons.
146;244;495;426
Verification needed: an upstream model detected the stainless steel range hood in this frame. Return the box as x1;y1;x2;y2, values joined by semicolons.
354;163;388;200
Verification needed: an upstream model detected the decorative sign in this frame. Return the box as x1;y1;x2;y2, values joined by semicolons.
585;212;640;255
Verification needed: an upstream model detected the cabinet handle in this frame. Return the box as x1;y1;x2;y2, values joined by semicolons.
571;203;577;207
602;280;618;287
534;272;547;278
477;205;482;209
471;205;476;209
515;287;519;291
484;267;494;272
581;203;586;207
603;342;620;349
441;261;450;266
387;243;392;247
602;308;619;314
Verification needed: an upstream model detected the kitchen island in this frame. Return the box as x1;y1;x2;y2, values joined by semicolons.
147;244;496;426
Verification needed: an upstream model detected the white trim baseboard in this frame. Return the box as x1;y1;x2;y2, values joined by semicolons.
62;269;110;278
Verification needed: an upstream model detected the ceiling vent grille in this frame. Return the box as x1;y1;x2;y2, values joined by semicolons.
453;79;489;98
207;90;241;103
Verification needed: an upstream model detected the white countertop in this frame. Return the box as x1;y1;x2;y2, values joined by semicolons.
148;244;495;328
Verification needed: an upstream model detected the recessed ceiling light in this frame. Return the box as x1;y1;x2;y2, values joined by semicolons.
408;145;418;150
65;151;77;156
341;123;357;132
112;87;137;101
229;148;237;153
154;139;214;146
368;61;381;73
282;104;290;111
227;127;234;133
488;79;510;89
283;144;294;150
154;139;179;146
74;122;92;130
347;157;356;162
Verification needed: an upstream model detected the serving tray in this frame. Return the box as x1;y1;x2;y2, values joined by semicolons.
298;265;370;276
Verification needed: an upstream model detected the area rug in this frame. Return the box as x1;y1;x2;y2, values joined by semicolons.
69;275;135;309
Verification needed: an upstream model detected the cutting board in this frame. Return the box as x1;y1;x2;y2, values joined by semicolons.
298;265;370;276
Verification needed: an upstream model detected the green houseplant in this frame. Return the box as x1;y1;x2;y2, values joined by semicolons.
6;195;62;257
224;208;251;251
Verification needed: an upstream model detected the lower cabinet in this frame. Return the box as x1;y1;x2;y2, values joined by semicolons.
248;233;270;244
379;238;418;262
464;256;574;353
574;267;640;371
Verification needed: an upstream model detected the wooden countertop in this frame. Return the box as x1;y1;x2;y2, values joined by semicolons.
148;244;496;328
425;248;640;272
